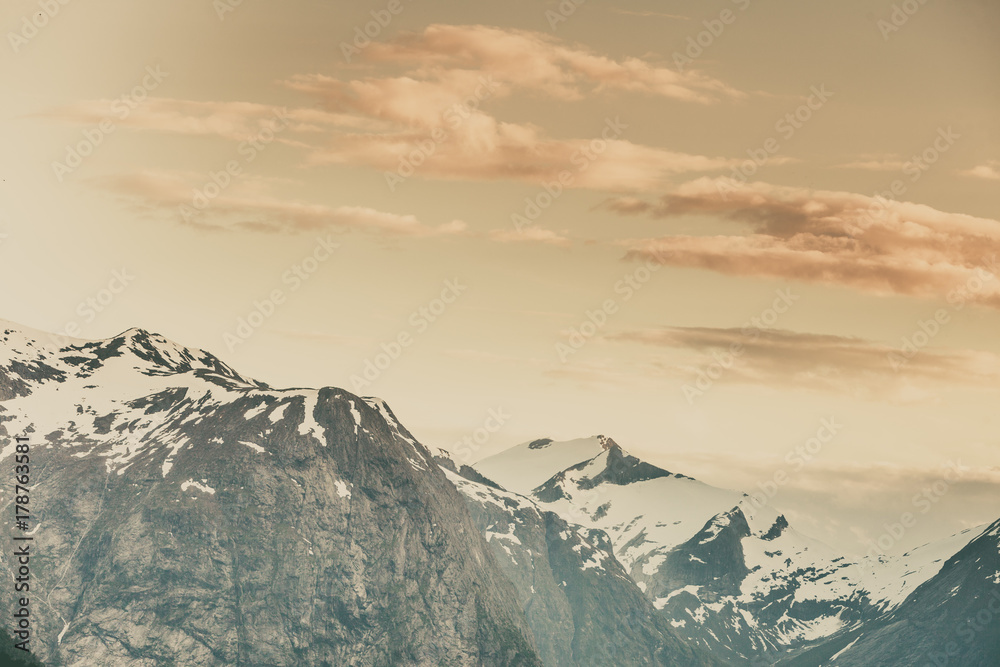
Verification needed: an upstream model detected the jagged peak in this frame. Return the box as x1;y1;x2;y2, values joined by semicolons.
1;318;265;390
596;434;619;451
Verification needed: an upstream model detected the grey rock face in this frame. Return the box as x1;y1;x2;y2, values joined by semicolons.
434;454;724;666
0;323;541;666
781;520;1000;667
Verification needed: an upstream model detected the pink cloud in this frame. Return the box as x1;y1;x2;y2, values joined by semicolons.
616;178;1000;306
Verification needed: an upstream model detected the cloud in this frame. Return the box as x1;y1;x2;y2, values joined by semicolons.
836;156;908;171
38;26;747;194
487;227;572;247
961;160;1000;181
93;170;466;236
287;69;739;190
616;178;1000;307
35;98;382;143
609;9;691;20
364;24;742;104
608;325;1000;399
281;25;745;189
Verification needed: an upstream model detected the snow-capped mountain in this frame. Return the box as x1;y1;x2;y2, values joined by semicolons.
1;318;994;666
0;320;725;666
785;519;1000;666
0;321;543;665
474;435;996;664
434;448;721;666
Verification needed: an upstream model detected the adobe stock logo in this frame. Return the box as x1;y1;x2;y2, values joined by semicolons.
52;66;169;182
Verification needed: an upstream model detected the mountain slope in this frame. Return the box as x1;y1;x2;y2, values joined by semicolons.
475;436;992;664
0;321;542;666
783;519;1000;666
435;450;723;666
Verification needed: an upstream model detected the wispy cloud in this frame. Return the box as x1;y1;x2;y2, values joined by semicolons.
364;24;741;103
609;326;1000;399
961;159;1000;181
93;170;467;236
487;227;572;247
35;98;380;142
614;178;1000;307
39;25;747;194
836;156;908;171
609;8;690;20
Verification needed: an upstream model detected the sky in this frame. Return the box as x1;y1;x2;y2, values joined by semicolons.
1;0;999;554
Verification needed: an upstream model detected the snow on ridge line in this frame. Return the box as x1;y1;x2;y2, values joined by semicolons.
364;396;416;445
475;436;613;495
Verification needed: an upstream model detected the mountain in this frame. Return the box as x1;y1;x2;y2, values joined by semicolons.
474;436;996;665
433;449;722;666
0;321;542;666
781;519;1000;666
2;319;995;666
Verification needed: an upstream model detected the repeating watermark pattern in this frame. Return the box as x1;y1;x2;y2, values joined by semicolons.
915;589;1000;666
52;66;169;183
888;256;997;370
682;288;799;404
49;269;137;347
673;0;751;72
180;108;291;222
864;459;967;557
7;0;74;53
214;0;246;21
341;0;415;61
555;259;660;363
877;0;933;40
546;0;588;30
223;236;339;352
452;408;512;463
385;77;500;192
853;127;960;233
745;417;844;510
349;278;467;391
513;116;628;232
718;84;833;198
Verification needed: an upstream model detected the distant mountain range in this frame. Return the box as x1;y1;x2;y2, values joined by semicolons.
0;320;996;665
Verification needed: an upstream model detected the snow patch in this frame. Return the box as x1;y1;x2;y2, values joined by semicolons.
240;440;266;454
57;621;70;644
268;403;288;423
243;403;267;420
334;480;351;499
830;636;861;661
642;553;667;576
348;400;361;434
181;479;216;495
297;392;326;446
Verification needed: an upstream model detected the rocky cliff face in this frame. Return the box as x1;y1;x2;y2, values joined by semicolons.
0;323;541;666
435;452;722;667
